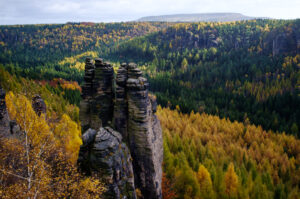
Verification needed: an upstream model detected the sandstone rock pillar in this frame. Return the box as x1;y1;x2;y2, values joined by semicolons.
126;63;163;199
93;58;114;127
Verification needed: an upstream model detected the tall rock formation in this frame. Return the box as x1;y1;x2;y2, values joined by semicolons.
78;58;163;199
80;58;114;132
93;58;114;127
126;63;163;199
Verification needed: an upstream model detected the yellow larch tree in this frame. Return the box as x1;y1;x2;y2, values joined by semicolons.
196;164;215;199
224;163;238;198
53;114;82;163
5;91;55;198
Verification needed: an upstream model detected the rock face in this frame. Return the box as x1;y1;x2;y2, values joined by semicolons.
272;31;299;56
32;95;46;116
126;63;163;199
78;58;163;199
273;33;290;56
80;58;114;132
78;127;136;199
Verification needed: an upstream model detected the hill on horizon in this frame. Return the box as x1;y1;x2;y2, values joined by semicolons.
137;12;268;22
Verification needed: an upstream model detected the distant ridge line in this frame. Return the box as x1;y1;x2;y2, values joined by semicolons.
136;12;270;22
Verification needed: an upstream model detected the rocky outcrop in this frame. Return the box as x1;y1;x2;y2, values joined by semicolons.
78;127;136;199
32;95;46;116
272;30;300;56
78;58;163;199
273;33;290;56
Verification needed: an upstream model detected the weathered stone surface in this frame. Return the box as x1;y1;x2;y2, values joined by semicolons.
78;58;163;199
32;95;46;116
78;127;136;199
93;59;114;127
127;65;162;199
80;57;114;132
82;57;95;99
80;58;96;132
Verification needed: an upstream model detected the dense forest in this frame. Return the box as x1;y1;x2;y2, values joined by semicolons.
158;106;300;199
109;19;300;135
0;22;169;82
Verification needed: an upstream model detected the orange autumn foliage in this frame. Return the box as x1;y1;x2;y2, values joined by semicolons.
162;173;177;199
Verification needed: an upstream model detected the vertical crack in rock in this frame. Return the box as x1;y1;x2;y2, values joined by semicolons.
114;63;128;142
78;58;163;199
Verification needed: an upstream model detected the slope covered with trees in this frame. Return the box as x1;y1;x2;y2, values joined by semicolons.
0;22;169;82
0;67;106;198
110;19;300;135
158;106;300;199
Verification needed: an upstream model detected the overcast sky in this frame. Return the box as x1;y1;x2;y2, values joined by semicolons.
0;0;299;25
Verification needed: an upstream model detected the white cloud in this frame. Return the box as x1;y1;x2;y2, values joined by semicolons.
0;0;299;24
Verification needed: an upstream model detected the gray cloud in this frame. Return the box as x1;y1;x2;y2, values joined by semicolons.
0;0;299;24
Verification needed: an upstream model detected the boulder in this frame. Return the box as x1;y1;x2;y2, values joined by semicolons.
78;127;136;199
32;95;46;116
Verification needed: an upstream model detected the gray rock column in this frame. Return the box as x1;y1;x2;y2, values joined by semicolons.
126;63;163;199
80;58;96;132
93;58;114;127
